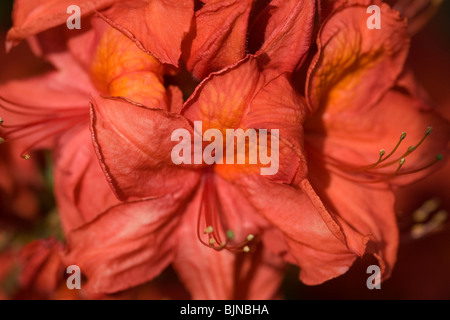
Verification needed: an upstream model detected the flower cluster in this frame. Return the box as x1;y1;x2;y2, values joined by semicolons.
0;0;449;299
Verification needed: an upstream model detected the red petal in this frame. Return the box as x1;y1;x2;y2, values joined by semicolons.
256;0;316;73
243;73;308;183
305;89;450;186
307;160;398;281
306;4;409;114
6;0;116;49
184;0;254;79
90;95;201;201
18;238;65;296
182;56;262;130
53;125;120;233
98;0;194;66
172;180;283;299
234;174;365;285
64;199;180;294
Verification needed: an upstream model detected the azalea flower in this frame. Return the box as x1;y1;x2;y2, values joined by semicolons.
2;0;305;299
302;3;449;282
0;0;448;300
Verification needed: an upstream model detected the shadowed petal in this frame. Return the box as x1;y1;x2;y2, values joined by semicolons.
306;4;409;114
64;198;181;294
184;0;254;79
307;158;398;282
234;174;367;285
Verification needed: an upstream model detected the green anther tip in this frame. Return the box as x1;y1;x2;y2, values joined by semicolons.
226;230;235;239
408;146;416;152
379;149;386;156
436;154;443;161
426;127;433;135
400;132;407;140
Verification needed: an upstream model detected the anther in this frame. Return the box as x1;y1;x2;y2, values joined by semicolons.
21;154;31;160
246;234;254;242
0;137;4;144
209;238;216;245
425;127;433;135
204;226;214;234
411;209;448;239
413;197;441;222
395;158;405;174
374;149;385;164
0;118;3;125
243;246;250;253
400;132;407;140
226;230;235;239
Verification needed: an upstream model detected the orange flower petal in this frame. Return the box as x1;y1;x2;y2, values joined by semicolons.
90;95;200;201
64;199;180;294
98;0;194;66
6;0;116;50
306;4;409;115
184;0;254;79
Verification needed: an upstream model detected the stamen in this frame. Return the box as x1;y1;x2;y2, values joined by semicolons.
395;158;406;174
196;168;255;253
395;154;442;176
315;127;443;184
376;127;433;169
382;131;407;163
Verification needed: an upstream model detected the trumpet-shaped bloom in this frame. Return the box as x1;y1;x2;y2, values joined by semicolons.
303;4;450;282
1;0;449;300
